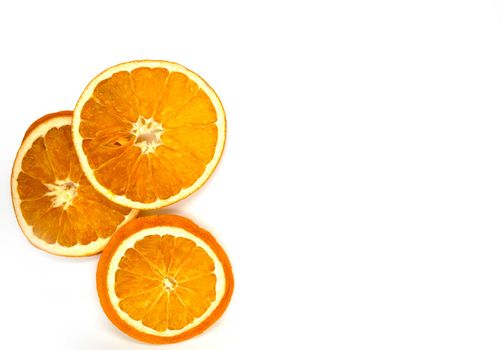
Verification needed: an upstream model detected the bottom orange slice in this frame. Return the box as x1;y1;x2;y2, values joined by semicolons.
11;111;138;256
96;215;234;344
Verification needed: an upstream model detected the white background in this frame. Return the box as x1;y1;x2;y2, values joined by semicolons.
1;0;502;349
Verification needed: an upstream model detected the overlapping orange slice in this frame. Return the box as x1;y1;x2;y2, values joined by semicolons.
11;111;138;256
72;60;226;209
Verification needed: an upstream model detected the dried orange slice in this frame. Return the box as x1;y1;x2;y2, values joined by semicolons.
96;215;233;344
72;60;226;209
11;111;138;256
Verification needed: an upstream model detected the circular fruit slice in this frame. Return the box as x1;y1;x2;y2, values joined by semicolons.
73;60;226;209
11;111;138;256
96;215;233;344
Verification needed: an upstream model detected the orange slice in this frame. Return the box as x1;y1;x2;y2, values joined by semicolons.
11;111;138;256
96;215;233;344
72;60;226;209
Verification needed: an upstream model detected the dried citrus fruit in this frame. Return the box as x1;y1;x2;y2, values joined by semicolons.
72;60;226;209
11;111;138;256
96;215;233;344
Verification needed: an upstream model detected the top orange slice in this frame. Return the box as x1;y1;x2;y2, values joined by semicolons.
72;60;226;209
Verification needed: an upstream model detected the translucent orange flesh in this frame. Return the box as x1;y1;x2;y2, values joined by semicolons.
115;234;216;331
17;125;131;246
79;67;218;203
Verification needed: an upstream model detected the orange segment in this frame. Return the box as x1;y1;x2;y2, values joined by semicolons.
161;88;217;128
11;111;138;256
93;71;140;123
118;286;165;321
142;292;169;331
93;146;142;197
149;155;184;200
161;124;218;161
21;137;56;183
73;60;226;209
79;98;133;138
20;196;52;226
154;71;201;124
16;172;48;200
44;125;81;180
96;215;233;344
130;67;170;118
